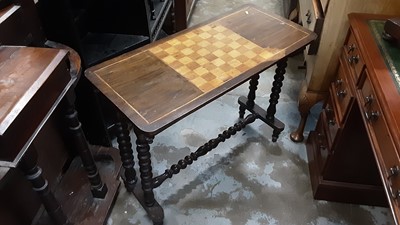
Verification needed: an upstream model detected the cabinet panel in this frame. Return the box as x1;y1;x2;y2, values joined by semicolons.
359;71;400;201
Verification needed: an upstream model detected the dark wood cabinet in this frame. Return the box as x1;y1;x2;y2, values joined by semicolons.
0;44;122;225
306;13;387;206
0;0;45;46
36;0;175;68
36;0;178;146
306;13;400;224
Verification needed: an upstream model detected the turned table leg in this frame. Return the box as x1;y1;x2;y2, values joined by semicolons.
63;94;108;198
266;58;288;141
115;115;137;192
237;60;288;142
114;115;163;224
239;73;260;119
133;127;156;207
133;127;164;225
20;146;70;225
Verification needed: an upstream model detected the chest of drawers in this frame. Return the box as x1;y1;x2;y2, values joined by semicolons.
306;13;400;223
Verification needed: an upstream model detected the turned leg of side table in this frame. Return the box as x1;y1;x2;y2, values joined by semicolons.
290;82;325;142
266;58;288;141
237;59;287;142
133;127;164;225
115;114;138;192
20;146;70;225
63;94;108;198
133;128;156;207
114;115;164;224
239;73;260;119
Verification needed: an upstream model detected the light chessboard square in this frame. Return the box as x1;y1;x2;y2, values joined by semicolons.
149;24;274;93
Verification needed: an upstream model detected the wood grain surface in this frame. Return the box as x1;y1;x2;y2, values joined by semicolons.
86;4;316;134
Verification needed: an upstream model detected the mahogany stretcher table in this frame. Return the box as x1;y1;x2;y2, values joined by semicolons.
86;4;316;224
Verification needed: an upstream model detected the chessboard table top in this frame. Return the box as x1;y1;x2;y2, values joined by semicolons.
85;4;316;134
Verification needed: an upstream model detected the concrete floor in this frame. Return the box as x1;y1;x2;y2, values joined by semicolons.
107;1;394;224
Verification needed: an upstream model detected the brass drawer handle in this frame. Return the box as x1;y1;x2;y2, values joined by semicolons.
388;182;400;199
347;44;356;53
364;110;379;121
364;95;374;106
388;176;400;199
388;166;400;179
348;55;360;64
335;79;343;86
336;90;347;98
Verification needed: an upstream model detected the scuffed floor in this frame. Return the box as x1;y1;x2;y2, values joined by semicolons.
107;1;394;224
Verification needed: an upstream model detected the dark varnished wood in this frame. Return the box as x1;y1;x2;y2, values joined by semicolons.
35;146;122;225
348;13;400;224
115;116;138;192
86;5;316;224
0;46;73;225
63;95;109;198
86;4;316;135
306;13;400;224
266;58;288;120
132;114;257;224
152;113;257;188
0;46;73;167
239;73;260;119
0;0;45;46
20;146;70;225
348;13;400;154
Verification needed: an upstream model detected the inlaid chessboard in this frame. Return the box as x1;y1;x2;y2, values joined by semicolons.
149;24;275;93
86;5;316;133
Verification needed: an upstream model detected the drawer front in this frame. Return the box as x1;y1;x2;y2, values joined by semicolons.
360;72;400;201
344;30;365;83
331;55;354;124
